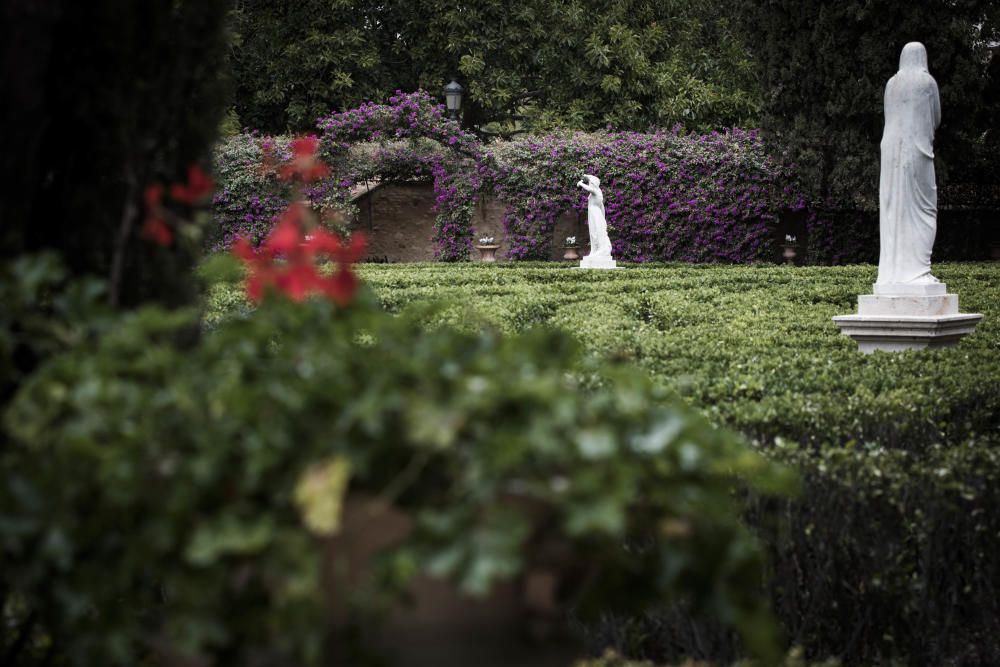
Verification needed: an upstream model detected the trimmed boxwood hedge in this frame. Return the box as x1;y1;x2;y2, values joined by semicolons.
206;261;1000;664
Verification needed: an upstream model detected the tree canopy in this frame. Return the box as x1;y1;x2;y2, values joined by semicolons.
229;0;762;133
737;0;1000;208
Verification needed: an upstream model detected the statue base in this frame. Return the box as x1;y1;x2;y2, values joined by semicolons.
578;256;617;269
833;283;982;353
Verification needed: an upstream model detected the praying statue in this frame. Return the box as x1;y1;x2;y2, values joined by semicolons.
877;42;941;286
577;174;612;260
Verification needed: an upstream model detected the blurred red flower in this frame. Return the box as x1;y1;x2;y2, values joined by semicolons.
170;164;214;205
233;217;365;305
142;218;172;246
279;135;332;183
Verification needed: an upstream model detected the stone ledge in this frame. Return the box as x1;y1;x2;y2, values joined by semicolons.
832;313;983;353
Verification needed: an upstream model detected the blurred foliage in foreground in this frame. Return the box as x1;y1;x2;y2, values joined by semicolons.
0;254;793;666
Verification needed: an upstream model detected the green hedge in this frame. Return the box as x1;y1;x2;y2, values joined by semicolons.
2;255;794;666
206;260;1000;664
350;262;1000;453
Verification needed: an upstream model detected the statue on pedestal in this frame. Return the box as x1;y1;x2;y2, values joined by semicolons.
877;41;941;286
833;42;982;352
577;175;616;268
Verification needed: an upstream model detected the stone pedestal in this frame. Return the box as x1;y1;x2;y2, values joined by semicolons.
833;283;982;353
578;256;617;269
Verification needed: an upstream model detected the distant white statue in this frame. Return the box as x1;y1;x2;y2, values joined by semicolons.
877;42;941;286
577;174;612;259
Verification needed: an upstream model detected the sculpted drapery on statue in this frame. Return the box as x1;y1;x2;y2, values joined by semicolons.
577;174;612;259
877;42;941;286
833;42;982;352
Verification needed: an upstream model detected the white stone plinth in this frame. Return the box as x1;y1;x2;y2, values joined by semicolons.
835;284;981;352
578;256;618;269
832;313;983;353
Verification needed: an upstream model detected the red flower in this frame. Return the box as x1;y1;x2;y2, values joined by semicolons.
232;207;364;306
321;267;359;306
334;231;367;264
232;237;259;263
170;164;214;205
142;217;172;246
291;136;320;158
245;271;268;303
265;206;306;256
279;135;332;183
304;227;342;256
275;263;320;302
144;183;164;210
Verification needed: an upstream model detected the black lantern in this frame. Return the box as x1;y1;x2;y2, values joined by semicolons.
443;79;464;118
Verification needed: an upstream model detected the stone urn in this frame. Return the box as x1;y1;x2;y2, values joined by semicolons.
476;245;500;262
562;246;580;261
781;243;798;265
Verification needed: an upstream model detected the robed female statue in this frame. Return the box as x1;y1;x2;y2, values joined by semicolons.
577;174;612;259
877;42;941;286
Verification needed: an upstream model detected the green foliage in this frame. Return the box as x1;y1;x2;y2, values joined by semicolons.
738;0;1000;208
1;255;794;666
0;253;113;402
305;262;998;456
755;440;1000;665
203;259;1000;664
574;647;842;667
229;0;389;132
229;0;761;133
0;0;231;308
434;0;762;133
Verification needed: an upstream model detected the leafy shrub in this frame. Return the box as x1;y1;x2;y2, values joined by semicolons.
332;262;1000;456
755;441;1000;666
210;259;1000;665
208;133;294;251
1;255;795;666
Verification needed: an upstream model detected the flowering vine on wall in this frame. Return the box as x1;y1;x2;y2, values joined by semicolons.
481;129;807;262
317;91;482;261
211;91;830;264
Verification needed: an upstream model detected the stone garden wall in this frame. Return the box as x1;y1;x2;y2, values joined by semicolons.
350;182;584;263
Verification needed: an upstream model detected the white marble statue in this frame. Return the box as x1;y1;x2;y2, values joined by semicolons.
833;42;983;351
877;42;941;286
577;174;612;259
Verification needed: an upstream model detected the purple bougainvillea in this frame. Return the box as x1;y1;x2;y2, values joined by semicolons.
212;93;867;263
317;91;481;261
480;128;807;262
